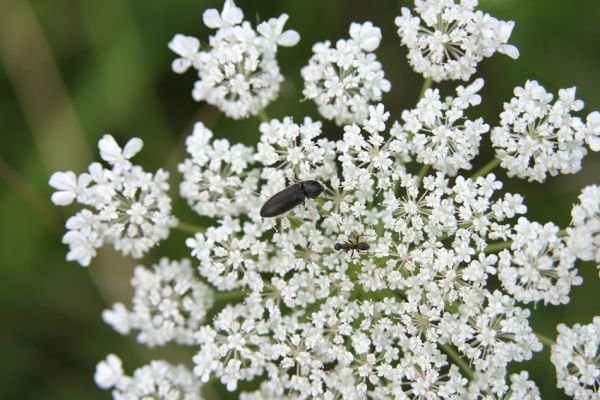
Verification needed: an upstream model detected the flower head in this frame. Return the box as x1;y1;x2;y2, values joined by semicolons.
551;317;600;399
49;135;176;266
302;22;391;126
95;354;203;399
567;184;600;275
491;81;599;182
169;0;299;119
395;0;519;82
103;258;214;347
391;78;488;176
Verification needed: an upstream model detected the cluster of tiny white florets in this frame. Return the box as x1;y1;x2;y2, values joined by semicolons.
168;0;299;119
49;135;176;266
178;122;258;218
301;22;391;126
491;81;600;182
394;0;519;82
95;354;202;400
498;218;582;305
551;317;600;400
567;185;600;275
46;0;600;399
391;78;488;176
102;258;214;347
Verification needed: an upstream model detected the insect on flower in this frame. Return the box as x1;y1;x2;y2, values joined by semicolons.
259;180;323;218
334;234;371;257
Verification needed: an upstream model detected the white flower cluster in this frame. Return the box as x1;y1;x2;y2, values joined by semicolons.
301;22;391;126
180;117;547;396
95;354;202;399
551;317;600;400
169;0;299;119
568;185;600;275
491;81;600;182
498;218;582;305
395;0;519;82
102;258;214;347
47;1;600;399
49;135;176;266
178;122;258;218
391;78;488;176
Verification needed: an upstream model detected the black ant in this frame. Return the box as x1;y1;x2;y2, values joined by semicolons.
334;234;371;258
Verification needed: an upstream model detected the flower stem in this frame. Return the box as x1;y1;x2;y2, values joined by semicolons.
174;221;205;234
418;77;433;100
258;109;270;123
536;332;556;348
471;158;501;180
213;290;248;302
417;164;430;184
439;342;475;380
484;240;513;253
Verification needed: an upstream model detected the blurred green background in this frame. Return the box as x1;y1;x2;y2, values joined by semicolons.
1;0;599;398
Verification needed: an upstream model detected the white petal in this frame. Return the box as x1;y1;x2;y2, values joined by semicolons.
587;135;600;152
203;9;223;29
167;34;199;57
221;0;243;25
51;191;76;206
98;134;122;164
122;137;143;159
278;30;300;47
499;44;520;59
172;58;191;74
360;36;380;52
49;171;77;191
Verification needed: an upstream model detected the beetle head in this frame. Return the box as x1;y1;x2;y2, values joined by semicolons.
301;180;323;198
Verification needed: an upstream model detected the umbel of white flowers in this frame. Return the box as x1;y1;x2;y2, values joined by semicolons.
49;0;600;399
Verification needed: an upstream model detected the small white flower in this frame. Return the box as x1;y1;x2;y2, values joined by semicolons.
168;34;200;73
48;171;91;206
349;21;381;52
94;354;124;390
257;14;300;47
202;0;243;29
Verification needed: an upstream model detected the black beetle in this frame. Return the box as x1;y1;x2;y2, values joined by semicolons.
334;235;370;257
260;180;323;218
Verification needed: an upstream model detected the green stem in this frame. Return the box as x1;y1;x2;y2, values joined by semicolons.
536;332;556;348
417;164;430;184
258;109;270;123
485;240;513;253
471;158;501;180
558;228;568;238
439;343;475;380
213;290;248;302
174;221;205;235
418;77;433;100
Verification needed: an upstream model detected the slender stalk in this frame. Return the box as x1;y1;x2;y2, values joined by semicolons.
536;332;556;348
484;240;513;253
439;343;475;380
174;221;205;235
213;290;248;302
258;109;270;123
418;77;433;100
417;164;430;184
471;158;501;180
